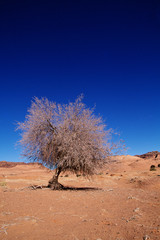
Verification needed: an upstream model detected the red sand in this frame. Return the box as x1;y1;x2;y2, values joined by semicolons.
0;155;160;240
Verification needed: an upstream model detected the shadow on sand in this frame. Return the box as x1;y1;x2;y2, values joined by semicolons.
60;186;101;191
29;185;101;191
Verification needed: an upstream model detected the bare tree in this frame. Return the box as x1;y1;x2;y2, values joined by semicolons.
17;95;116;189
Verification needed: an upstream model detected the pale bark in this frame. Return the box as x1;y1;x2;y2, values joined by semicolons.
48;168;63;190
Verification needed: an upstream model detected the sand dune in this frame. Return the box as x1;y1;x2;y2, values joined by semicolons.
0;155;160;240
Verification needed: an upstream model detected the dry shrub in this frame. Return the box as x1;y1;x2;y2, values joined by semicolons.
17;95;123;189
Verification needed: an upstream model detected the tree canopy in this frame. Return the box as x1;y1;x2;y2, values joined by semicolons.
17;96;118;189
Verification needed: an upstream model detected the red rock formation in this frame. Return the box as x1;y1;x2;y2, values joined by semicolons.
135;151;160;159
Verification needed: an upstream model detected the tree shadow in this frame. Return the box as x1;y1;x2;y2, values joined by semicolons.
29;184;101;191
62;186;101;191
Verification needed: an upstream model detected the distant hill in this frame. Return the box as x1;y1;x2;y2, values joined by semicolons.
135;151;160;159
0;161;42;168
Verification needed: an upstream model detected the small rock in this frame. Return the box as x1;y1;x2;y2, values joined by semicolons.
134;208;139;212
143;235;150;240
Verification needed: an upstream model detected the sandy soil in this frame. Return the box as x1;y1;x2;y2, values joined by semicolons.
0;155;160;240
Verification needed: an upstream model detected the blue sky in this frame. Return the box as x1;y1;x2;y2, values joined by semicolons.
0;0;160;162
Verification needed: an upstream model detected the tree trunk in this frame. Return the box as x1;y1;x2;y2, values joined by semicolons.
48;168;64;190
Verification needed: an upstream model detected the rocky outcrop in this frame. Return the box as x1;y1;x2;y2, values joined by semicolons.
135;151;160;159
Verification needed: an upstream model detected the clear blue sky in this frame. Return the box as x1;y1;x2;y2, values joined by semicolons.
0;0;160;162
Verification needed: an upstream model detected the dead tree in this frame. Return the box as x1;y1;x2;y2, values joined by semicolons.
17;95;119;190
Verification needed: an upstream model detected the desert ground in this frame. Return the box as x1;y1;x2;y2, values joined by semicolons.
0;154;160;240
